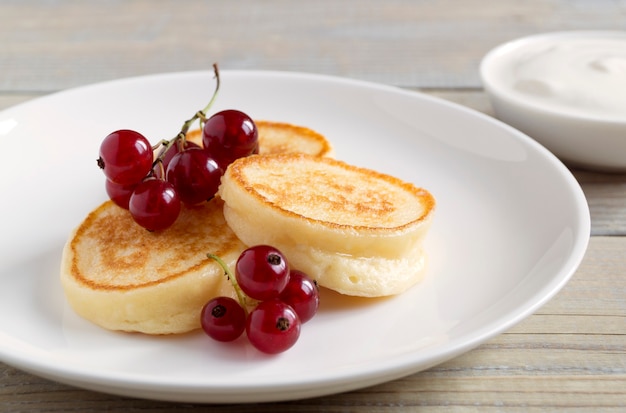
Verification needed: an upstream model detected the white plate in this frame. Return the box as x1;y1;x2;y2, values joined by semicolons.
0;71;590;403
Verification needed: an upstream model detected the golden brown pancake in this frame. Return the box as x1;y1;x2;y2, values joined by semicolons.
218;153;436;297
60;197;245;334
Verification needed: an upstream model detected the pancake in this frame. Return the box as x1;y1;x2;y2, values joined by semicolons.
218;153;436;297
60;198;244;334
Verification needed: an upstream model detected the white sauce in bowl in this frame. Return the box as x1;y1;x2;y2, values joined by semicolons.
481;32;626;170
497;34;626;118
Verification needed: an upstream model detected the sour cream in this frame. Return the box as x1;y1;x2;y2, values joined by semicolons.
481;32;626;171
498;33;626;118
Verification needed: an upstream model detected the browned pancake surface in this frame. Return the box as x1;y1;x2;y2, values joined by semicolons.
225;153;435;232
69;199;241;290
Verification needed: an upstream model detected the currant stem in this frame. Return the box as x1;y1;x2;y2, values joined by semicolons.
207;253;249;313
179;63;221;137
201;63;221;115
151;64;222;170
153;158;166;179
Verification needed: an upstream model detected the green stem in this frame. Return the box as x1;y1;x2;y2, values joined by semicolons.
151;64;221;169
206;253;249;313
201;63;221;115
179;63;221;136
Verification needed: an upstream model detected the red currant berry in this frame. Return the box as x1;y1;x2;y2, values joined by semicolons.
279;270;319;323
128;177;181;231
98;129;153;185
246;300;300;354
235;245;290;301
166;147;222;205
201;296;246;342
105;179;137;210
153;139;200;179
202;109;258;169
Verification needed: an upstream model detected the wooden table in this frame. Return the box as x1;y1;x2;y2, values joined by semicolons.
1;1;624;411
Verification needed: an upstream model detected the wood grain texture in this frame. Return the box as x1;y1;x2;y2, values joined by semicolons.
1;0;626;91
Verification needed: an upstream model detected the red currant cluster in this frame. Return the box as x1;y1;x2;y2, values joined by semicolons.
202;245;319;354
96;66;258;231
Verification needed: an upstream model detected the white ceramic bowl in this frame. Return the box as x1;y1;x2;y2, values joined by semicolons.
480;31;626;172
